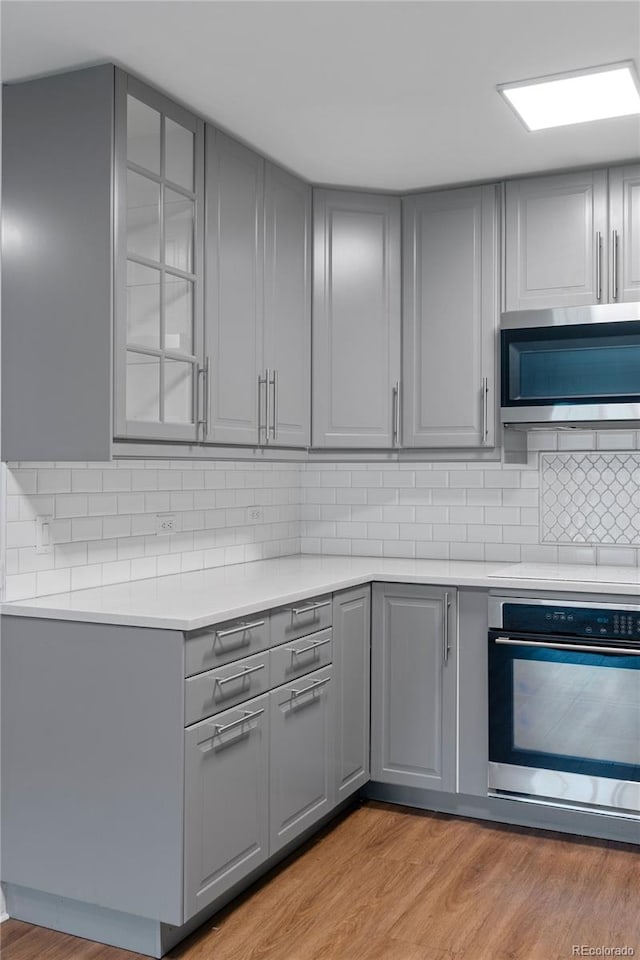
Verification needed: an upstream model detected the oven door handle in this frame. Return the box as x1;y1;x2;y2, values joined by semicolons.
493;635;640;656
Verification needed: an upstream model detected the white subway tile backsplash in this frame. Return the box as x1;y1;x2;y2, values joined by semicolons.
6;432;640;602
71;470;103;493
37;469;71;494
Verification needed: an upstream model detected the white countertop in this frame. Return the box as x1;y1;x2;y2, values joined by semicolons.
3;556;640;631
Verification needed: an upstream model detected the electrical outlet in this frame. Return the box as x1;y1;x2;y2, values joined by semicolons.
36;515;53;555
156;513;177;536
246;506;263;524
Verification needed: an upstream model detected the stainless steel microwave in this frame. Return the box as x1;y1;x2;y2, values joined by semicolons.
500;303;640;426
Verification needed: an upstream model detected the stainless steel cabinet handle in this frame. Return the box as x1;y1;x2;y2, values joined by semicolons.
595;231;602;301
197;357;210;437
494;636;640;656
258;370;268;444
392;381;401;446
481;377;489;444
443;592;451;664
216;663;266;685
215;619;265;640
269;369;277;441
284;636;331;656
291;600;331;617
611;228;619;301
289;676;331;699
214;707;265;736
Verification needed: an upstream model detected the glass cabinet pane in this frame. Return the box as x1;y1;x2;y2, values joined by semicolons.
127;171;161;262
164;189;194;272
166;118;194;190
126;351;160;421
165;359;193;422
165;276;194;354
127;96;161;174
126;262;161;348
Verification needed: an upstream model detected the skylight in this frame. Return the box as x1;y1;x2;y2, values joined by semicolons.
498;62;640;131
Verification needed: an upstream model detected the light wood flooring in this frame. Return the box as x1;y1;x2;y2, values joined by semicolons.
2;801;639;960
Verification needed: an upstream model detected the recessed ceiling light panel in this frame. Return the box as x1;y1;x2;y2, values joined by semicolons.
498;61;640;131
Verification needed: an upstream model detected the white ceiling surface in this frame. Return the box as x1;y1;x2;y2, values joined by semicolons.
2;1;640;190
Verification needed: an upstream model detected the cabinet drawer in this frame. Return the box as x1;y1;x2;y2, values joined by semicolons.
270;596;332;646
185;614;270;677
270;628;332;687
185;650;270;726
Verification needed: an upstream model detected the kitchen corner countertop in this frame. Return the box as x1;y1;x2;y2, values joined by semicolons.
3;556;640;631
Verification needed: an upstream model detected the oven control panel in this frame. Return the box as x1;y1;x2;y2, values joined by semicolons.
501;603;640;640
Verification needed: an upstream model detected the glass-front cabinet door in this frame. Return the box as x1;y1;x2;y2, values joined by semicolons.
114;73;204;441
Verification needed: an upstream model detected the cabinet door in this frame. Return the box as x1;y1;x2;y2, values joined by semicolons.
205;129;264;444
609;164;640;303
371;584;456;792
183;694;269;921
403;185;498;448
504;169;608;310
333;586;371;801
312;190;401;448
269;666;334;854
114;72;205;442
264;163;311;448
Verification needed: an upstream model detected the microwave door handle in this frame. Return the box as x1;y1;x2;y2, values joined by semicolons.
493;636;640;656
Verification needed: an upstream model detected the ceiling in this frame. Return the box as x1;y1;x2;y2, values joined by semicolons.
2;0;639;190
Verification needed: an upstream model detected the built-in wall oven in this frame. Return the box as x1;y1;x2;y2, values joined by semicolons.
488;596;640;816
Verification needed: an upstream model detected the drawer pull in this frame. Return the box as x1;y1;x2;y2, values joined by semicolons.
215;619;265;640
214;707;265;737
291;600;331;617
216;663;266;686
284;637;331;656
290;676;331;699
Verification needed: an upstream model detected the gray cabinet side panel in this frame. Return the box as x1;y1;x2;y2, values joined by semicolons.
1;617;184;924
457;589;489;798
1;66;114;461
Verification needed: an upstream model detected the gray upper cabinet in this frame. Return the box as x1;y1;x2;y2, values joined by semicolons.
1;65;205;460
333;586;371;801
263;163;312;447
609;164;640;303
114;73;205;443
504;169;608;310
312;190;401;448
403;185;498;448
371;583;456;792
205;130;264;445
205;138;311;448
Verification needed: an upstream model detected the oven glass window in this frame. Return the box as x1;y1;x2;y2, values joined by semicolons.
513;659;640;767
501;321;640;406
489;640;640;783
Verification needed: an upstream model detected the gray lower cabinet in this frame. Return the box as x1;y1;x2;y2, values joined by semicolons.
333;586;371;800
371;583;456;792
402;185;498;448
312;189;401;448
183;694;270;920
269;665;335;854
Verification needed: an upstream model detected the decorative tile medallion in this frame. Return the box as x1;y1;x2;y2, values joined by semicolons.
540;453;640;545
